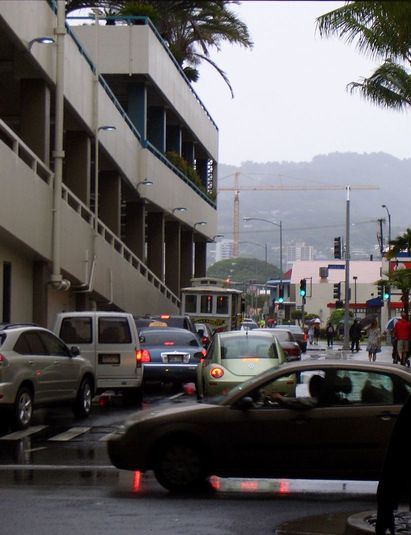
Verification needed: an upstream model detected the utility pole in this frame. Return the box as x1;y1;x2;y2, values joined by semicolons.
343;187;351;350
377;218;384;257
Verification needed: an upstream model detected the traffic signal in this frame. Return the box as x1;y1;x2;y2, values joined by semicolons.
383;285;390;300
333;282;341;300
334;237;342;259
278;285;284;303
299;279;306;297
377;283;383;299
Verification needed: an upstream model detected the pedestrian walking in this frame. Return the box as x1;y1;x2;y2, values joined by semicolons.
366;320;381;362
308;324;314;345
326;322;335;348
385;317;399;364
349;319;362;353
313;323;320;345
393;313;411;366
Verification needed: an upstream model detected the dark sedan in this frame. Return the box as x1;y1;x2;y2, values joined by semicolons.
274;324;307;353
255;328;301;361
107;360;411;493
138;327;206;386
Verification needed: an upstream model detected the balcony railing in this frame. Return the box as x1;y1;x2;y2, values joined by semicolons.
0;118;180;307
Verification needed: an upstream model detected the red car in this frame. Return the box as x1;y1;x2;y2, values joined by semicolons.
255;328;301;361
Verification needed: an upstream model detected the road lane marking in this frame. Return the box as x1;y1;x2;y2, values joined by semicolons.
48;427;91;441
0;426;47;441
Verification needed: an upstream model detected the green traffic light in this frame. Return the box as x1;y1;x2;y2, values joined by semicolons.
299;290;306;297
278;297;284;303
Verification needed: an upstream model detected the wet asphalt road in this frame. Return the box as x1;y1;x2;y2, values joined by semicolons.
0;347;391;534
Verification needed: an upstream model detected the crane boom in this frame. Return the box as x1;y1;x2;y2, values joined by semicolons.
218;184;379;191
218;170;379;259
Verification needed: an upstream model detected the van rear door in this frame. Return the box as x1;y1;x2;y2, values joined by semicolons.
96;316;138;386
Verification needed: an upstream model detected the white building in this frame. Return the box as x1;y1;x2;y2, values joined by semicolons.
287;243;314;265
215;240;234;262
0;1;218;326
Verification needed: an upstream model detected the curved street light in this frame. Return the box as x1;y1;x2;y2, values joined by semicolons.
172;207;187;214
243;217;283;282
28;36;55;51
194;221;207;229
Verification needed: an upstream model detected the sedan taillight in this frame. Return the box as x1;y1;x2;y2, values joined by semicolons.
135;349;151;366
0;353;7;364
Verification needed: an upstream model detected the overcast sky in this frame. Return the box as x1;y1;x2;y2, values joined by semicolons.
194;0;411;167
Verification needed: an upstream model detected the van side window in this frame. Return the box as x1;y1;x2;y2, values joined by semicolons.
60;317;92;344
99;318;131;344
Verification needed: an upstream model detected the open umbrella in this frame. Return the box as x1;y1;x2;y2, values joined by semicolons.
359;314;377;329
313;318;321;324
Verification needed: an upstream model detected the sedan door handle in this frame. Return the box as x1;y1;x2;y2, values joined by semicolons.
378;411;397;421
292;416;310;424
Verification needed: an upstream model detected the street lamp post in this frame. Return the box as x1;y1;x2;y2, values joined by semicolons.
382;204;392;247
243;217;283;282
353;276;358;312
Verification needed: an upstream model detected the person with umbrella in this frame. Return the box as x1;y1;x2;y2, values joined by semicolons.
349;318;362;353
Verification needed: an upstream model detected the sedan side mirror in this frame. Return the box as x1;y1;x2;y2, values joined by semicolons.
235;396;254;411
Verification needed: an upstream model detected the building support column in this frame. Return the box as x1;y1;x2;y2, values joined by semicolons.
64;131;91;205
124;201;146;260
166;125;182;156
147;212;165;281
194;241;207;278
99;171;121;236
147;106;166;152
180;230;193;289
165;221;181;295
33;261;49;327
128;83;147;139
182;141;195;166
20;79;51;166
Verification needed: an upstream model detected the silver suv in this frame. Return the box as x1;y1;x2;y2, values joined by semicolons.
0;323;95;429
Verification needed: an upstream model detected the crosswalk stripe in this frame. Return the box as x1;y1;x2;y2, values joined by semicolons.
0;426;47;441
48;427;91;442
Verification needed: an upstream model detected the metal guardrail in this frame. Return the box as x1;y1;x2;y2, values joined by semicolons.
0;118;180;307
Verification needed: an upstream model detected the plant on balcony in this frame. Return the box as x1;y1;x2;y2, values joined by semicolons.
166;150;202;189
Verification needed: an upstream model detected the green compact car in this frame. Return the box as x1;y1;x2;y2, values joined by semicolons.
196;330;286;399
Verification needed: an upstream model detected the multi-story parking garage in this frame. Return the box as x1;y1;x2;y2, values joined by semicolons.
0;1;218;327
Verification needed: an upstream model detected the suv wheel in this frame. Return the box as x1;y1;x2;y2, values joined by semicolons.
73;378;93;418
13;387;33;430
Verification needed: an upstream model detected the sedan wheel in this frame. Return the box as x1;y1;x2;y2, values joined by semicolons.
73;378;93;418
13;387;33;430
154;442;207;493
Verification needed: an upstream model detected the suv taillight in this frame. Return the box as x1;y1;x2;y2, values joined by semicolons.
135;349;151;366
0;353;6;364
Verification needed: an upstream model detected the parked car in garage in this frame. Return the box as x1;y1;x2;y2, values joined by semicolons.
138;327;206;387
196;330;286;399
0;323;95;429
254;328;301;361
107;360;411;493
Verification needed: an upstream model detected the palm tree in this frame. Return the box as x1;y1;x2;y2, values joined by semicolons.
316;2;411;110
66;1;253;97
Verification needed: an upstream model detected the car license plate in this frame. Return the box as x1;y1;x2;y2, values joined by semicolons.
99;353;120;365
167;355;183;363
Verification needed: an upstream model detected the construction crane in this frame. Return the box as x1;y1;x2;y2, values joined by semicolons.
218;171;380;257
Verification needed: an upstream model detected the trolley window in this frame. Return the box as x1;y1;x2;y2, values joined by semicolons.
216;295;229;314
200;295;213;314
184;294;197;313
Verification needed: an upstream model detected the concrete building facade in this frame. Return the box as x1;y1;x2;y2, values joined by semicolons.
0;1;218;328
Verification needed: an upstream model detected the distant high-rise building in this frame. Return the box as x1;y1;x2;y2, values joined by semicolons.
287;243;314;265
216;239;234;262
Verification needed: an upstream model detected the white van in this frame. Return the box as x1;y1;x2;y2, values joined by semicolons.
54;312;143;405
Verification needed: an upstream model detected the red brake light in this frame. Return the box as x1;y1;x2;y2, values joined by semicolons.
136;349;151;363
0;354;6;363
163;341;174;346
201;348;207;357
210;367;224;379
160;314;170;319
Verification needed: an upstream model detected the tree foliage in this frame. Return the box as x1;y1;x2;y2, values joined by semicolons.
66;0;253;96
317;2;411;111
207;257;280;285
383;228;411;316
